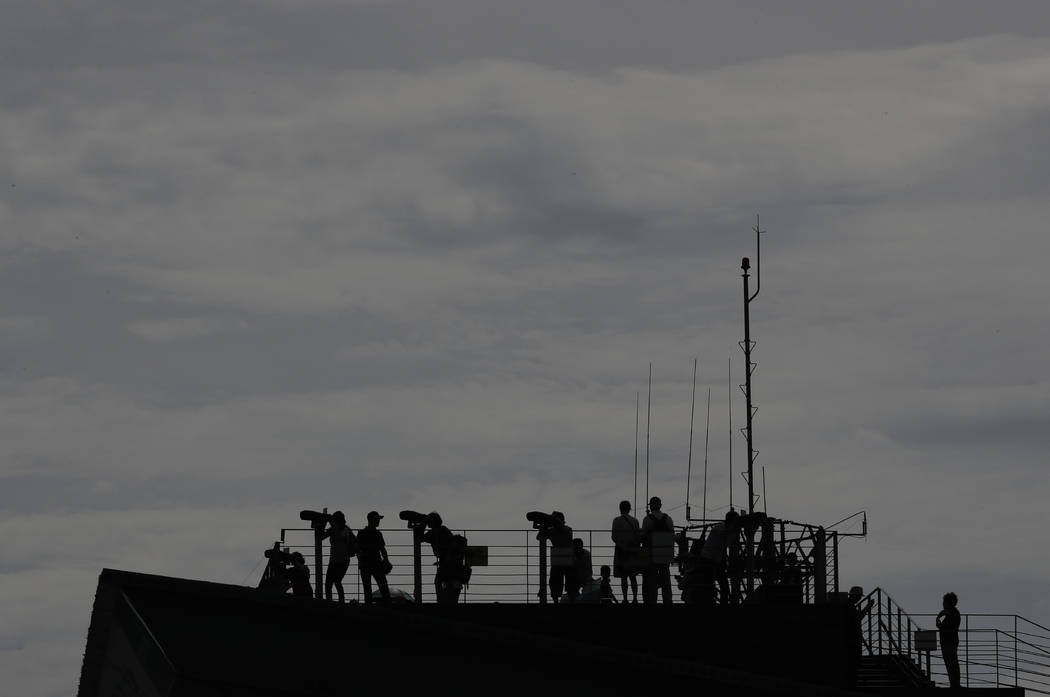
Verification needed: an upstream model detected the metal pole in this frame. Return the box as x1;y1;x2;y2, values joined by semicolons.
812;527;826;603
742;258;755;515
833;532;840;594
686;358;697;520
412;525;423;605
314;507;326;600
538;534;548;605
965;614;970;686
525;531;530;604
646;363;652;509
1015;616;1019;687
634;393;639;515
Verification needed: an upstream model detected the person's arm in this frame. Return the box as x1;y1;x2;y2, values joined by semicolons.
379;532;389;562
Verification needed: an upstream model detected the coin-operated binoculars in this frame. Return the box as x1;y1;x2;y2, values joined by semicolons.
526;511;556;604
300;508;330;599
399;510;430;604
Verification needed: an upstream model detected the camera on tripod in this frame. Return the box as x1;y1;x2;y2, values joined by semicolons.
264;546;295;565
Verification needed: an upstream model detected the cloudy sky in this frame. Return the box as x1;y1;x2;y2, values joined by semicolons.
3;1;1050;693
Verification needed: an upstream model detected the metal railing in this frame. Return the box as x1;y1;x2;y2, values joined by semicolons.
276;526;627;604
911;613;1050;694
862;587;1050;694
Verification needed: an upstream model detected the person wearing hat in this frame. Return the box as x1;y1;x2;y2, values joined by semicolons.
322;510;355;603
357;511;391;604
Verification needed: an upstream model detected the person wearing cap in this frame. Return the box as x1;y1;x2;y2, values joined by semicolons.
357;511;391;604
322;510;354;603
641;496;675;604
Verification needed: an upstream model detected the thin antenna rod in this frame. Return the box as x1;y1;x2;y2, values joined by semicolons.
645;363;652;511
728;357;733;511
685;358;697;520
634;392;639;514
702;386;711;522
762;466;767;514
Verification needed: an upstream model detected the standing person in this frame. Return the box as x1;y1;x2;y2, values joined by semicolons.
642;496;675;605
700;509;739;604
422;512;454;601
611;500;641;604
357;511;391;604
937;592;962;689
546;511;574;604
322;511;355;602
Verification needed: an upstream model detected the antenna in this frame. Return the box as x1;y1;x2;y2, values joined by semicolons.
702;386;711;522
645;363;652;511
728;356;733;511
685;358;697;521
739;214;766;515
634;392;639;515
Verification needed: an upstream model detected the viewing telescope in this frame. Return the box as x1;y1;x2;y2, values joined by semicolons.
399;510;431;527
299;510;331;529
526;511;555;529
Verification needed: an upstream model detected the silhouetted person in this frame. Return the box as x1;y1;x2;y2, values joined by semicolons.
287;552;312;597
436;532;471;604
422;512;454;600
701;509;739;604
322;511;355;602
357;511;391;604
611;500;641;603
546;511;574;603
642;496;674;605
937;592;962;689
599;565;617;604
569;537;593;600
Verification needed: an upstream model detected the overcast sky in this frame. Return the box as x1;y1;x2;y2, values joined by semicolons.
3;1;1050;693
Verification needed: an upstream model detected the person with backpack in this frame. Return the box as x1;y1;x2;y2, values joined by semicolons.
611;500;641;603
642;496;675;605
544;511;574;603
322;511;356;603
422;512;455;601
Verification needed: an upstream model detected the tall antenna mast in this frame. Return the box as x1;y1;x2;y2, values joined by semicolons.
645;363;653;511
702;386;711;522
739;214;765;515
685;358;698;520
634;392;639;514
728;356;734;511
726;356;734;510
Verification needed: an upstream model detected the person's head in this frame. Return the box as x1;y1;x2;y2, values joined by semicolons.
649;496;662;513
331;511;346;527
428;511;443;527
725;509;740;523
848;586;863;603
573;538;584;552
366;511;383;527
943;592;958;609
551;511;565;526
600;565;611;579
619;500;631;514
291;551;305;566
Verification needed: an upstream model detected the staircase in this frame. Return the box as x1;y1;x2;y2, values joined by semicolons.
856;655;935;691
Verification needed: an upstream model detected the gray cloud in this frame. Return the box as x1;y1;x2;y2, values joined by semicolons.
3;4;1050;694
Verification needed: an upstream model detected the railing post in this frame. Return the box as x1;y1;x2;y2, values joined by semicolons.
965;614;969;686
813;528;826;603
1015;615;1019;687
897;606;902;655
313;507;326;600
538;533;548;605
996;630;1000;687
878;590;884;654
525;531;530;604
